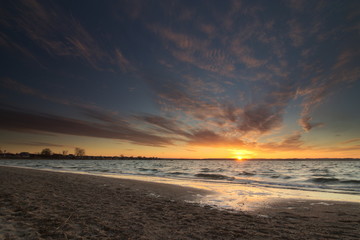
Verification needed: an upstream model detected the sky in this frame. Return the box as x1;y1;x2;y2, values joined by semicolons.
0;0;359;159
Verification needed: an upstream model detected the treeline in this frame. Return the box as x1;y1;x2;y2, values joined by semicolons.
0;148;159;160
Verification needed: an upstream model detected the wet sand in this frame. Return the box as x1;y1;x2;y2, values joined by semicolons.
1;166;359;239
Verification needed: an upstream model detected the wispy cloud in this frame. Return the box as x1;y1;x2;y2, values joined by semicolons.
238;104;283;134
0;106;172;147
287;0;306;11
298;116;324;132
288;19;304;47
0;32;42;66
6;141;66;148
115;49;133;72
341;138;360;145
134;114;190;137
148;24;236;76
0;0;134;72
260;132;305;151
186;129;246;148
1;77;91;109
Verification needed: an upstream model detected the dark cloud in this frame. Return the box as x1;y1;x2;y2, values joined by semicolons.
298;116;324;132
144;71;223;122
238;104;283;133
222;103;238;123
261;132;304;151
0;107;172;147
79;106;127;125
187;129;246;147
6;141;65;148
135;114;190;137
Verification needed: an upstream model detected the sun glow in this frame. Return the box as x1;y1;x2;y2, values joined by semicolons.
231;149;254;160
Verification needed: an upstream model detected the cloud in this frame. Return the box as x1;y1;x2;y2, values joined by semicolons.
148;24;236;76
295;47;359;132
198;23;216;35
144;72;223;122
0;0;134;72
115;49;133;72
134;114;190;137
287;0;305;11
322;145;360;153
222;103;239;123
0;32;41;65
187;129;246;147
297;85;328;131
298;116;324;132
238;104;283;133
1;78;43;97
6;141;66;148
333;49;359;70
230;42;266;68
79;106;128;125
288;19;304;47
341;138;360;145
260;132;304;151
1;77;90;109
0;107;172;147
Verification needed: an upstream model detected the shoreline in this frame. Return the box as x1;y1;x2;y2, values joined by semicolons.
1;166;360;239
2;163;360;211
2;164;360;208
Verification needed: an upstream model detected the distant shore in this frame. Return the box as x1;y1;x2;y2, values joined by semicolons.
1;166;360;239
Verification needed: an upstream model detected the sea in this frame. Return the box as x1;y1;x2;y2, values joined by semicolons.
1;159;360;211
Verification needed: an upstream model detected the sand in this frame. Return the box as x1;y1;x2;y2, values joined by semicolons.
1;166;359;239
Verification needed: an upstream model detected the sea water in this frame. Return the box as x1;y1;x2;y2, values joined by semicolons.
1;159;360;210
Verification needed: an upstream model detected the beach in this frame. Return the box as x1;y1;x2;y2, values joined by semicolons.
1;166;359;240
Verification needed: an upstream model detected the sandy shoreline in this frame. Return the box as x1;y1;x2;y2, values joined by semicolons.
1;166;359;239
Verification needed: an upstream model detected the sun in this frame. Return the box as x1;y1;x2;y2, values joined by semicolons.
230;149;253;161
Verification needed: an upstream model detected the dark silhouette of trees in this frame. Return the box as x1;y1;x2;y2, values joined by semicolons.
41;148;52;156
75;147;85;157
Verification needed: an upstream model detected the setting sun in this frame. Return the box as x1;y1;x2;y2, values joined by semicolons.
231;149;253;160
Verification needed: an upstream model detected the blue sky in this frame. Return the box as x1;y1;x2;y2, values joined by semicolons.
0;0;359;158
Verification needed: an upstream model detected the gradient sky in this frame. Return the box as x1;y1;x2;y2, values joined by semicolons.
0;0;359;159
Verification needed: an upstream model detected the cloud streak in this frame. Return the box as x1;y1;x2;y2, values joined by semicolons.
0;107;172;147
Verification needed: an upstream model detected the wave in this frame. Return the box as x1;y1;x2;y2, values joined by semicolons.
341;180;360;185
310;178;360;185
195;173;234;181
138;168;159;172
200;168;224;172
238;171;256;176
312;174;334;177
270;175;292;179
271;175;281;178
309;177;340;183
168;171;188;175
310;168;330;173
200;168;211;172
97;169;119;173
